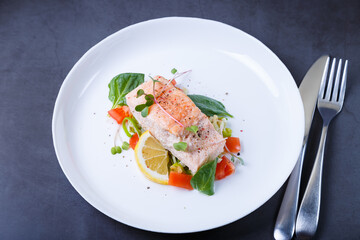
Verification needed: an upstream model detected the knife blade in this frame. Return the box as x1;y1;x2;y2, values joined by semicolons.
274;55;330;240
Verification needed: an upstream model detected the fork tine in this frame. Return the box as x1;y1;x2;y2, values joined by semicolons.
331;59;342;102
318;57;330;99
338;60;348;103
325;58;336;100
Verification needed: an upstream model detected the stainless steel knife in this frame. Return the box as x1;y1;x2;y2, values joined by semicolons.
273;55;330;240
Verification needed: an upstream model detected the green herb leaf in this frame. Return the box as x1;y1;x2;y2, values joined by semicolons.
186;125;199;133
108;73;144;108
188;94;233;118
122;142;130;150
145;99;154;106
135;104;147;112
145;94;154;100
190;159;217;196
136;89;145;98
173;142;187;151
141;106;149;117
171;68;177;74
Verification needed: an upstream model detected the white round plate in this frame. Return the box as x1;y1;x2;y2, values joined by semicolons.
52;17;304;233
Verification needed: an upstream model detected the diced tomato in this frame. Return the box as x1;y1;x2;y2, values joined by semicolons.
171;79;177;85
168;172;193;190
108;106;131;124
215;156;235;180
225;137;241;153
129;133;139;150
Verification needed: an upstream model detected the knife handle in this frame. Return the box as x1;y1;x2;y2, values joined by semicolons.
274;144;306;240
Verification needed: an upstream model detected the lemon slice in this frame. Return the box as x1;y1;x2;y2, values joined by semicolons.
134;130;169;184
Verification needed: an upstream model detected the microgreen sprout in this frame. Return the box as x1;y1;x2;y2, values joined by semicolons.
160;70;192;95
149;75;184;127
136;89;144;98
173;142;187;151
225;145;244;165
149;76;160;83
135;104;147;112
135;86;156;118
145;94;154;100
186;125;199;133
141;106;149;117
145;99;153;106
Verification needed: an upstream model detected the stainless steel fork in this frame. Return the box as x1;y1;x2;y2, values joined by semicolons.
295;58;348;239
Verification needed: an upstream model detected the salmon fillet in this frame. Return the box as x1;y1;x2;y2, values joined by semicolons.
126;76;225;173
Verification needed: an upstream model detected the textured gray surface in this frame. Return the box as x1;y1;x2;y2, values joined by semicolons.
0;0;359;239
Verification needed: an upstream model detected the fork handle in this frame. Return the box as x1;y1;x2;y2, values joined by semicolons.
295;124;328;239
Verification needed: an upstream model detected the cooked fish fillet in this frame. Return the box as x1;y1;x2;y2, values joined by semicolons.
126;76;225;173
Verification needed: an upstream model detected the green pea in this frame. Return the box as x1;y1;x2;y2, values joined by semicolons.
111;147;117;155
122;142;130;150
115;146;122;154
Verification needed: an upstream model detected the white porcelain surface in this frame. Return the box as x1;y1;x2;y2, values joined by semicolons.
52;17;304;233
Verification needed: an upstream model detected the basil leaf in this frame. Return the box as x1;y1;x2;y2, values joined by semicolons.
190;159;217;196
173;142;187;151
141;106;149;117
108;73;144;108
188;94;233;118
135;104;147;112
186;125;199;133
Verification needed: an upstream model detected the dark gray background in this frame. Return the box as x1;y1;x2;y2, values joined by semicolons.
1;0;359;239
